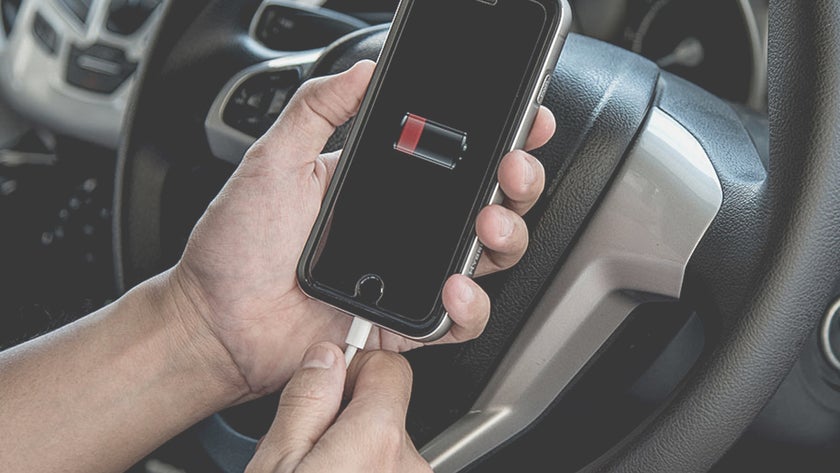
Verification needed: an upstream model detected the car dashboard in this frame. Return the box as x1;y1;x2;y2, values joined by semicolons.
0;0;767;149
0;0;164;148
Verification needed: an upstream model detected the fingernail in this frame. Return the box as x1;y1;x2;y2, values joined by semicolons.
302;344;335;370
523;156;537;186
499;212;515;238
459;281;475;304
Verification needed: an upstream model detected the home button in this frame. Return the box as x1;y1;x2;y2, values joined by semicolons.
355;274;384;305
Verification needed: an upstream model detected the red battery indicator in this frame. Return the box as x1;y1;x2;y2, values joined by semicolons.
394;113;468;170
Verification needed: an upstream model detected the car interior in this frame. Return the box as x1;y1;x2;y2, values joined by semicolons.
3;0;840;472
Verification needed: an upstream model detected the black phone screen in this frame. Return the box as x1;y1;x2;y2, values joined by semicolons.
308;0;554;325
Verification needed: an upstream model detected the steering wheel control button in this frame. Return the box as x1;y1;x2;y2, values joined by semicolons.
537;73;552;104
107;0;162;35
66;43;137;94
223;69;301;137
59;0;92;25
820;298;840;372
32;12;60;55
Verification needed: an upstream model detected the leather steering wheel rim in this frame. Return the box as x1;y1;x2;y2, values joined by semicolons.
586;2;840;471
113;1;840;471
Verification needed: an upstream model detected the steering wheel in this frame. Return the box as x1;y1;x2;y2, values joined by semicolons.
114;1;840;471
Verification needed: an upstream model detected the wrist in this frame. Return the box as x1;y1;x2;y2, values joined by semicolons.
135;266;252;406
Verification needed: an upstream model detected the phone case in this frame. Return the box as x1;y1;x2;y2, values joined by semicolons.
298;0;572;341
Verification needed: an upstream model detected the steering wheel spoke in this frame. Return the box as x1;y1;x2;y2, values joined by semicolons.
205;50;321;164
421;108;723;472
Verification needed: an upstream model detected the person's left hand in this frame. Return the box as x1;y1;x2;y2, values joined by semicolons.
246;344;429;473
165;60;554;398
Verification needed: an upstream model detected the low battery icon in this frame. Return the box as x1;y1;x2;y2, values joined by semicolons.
394;113;468;170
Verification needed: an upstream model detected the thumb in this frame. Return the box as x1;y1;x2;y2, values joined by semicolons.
253;60;375;169
245;343;347;473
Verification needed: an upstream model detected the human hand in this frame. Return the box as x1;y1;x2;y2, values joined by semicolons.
168;60;554;397
245;343;429;473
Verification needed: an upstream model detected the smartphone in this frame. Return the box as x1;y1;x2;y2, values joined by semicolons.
298;0;571;341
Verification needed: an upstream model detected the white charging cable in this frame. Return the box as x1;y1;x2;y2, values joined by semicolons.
343;317;373;367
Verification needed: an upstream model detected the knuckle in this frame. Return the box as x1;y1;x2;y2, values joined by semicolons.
495;258;515;271
294;77;322;98
295;77;352;128
243;136;271;161
482;247;515;274
281;375;330;407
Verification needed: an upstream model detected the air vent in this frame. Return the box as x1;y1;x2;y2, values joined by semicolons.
1;0;23;35
252;2;366;51
59;0;91;25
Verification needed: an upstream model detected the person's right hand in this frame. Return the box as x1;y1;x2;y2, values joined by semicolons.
245;343;430;473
